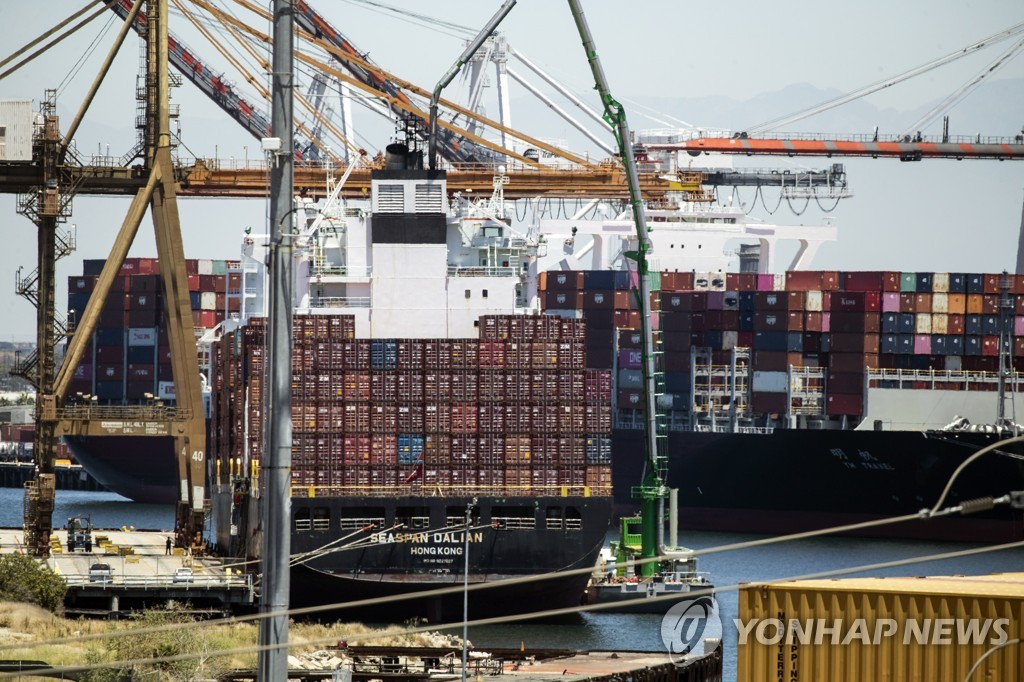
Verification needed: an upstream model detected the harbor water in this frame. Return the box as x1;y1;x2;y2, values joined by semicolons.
2;487;1022;682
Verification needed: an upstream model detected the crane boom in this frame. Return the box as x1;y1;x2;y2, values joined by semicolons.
665;132;1024;161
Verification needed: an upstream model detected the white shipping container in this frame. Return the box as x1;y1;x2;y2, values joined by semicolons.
932;313;948;335
721;330;738;350
932;272;950;293
773;273;786;291
198;259;214;275
127;328;157;346
707;271;726;291
752;370;788;393
931;291;948;313
804;290;823;312
157;381;176;401
945;354;962;371
0;100;35;161
200;291;217;310
915;313;932;334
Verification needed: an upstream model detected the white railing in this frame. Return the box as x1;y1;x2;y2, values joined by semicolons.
64;573;252;589
310;296;371;309
311;264;372;278
867;368;1024;390
447;265;518;277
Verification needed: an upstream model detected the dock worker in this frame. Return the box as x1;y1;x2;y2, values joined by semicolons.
165;536;172;555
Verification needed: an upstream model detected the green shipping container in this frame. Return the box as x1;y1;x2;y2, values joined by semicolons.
900;272;917;292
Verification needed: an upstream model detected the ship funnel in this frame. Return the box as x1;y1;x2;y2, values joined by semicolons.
385;143;410;170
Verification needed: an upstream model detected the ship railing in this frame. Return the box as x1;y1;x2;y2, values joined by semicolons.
309;296;371;309
311;264;372;278
867;368;1024;390
56;405;193;422
291;484;612;498
692;424;775;435
447;265;518;277
63;572;252;589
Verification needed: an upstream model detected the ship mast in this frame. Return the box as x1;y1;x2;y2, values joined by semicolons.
567;1;667;576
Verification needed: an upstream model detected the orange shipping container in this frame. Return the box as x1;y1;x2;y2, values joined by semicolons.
738;573;1024;682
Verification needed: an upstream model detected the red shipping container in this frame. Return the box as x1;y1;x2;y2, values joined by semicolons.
660;291;706;312
982;336;999;356
842;271;885;292
541;271;583;291
831;352;880;368
827;371;864;394
899;293;917;313
882;271;901;291
830;333;879;354
829;291;881;312
785;271;822;292
726;272;757;292
826;393;864;416
752;291;789;311
751;391;788;414
543;290;579;310
127;364;155;381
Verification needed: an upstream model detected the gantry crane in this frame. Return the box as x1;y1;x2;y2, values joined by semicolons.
9;0;207;555
663;130;1024;161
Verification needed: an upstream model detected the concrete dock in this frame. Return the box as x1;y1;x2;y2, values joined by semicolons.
0;527;255;616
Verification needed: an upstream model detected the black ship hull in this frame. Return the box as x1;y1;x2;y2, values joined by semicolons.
239;494;612;622
63;435;178;504
613;427;1024;542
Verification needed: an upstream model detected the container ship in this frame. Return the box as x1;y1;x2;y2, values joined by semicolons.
60;257;238;503
59;155;1024;544
203;151;613;620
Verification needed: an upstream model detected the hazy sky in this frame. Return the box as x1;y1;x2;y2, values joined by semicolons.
0;0;1022;341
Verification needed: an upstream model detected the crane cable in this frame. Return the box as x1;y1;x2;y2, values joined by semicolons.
177;0;358;162
5;536;1023;677
339;0;476;38
56;12;118;99
0;0;119;82
901;34;1024;137
745;20;1024;134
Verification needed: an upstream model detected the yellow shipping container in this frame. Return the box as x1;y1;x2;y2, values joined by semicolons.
738;573;1024;682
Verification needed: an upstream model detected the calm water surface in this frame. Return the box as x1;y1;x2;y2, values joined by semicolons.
2;487;1021;681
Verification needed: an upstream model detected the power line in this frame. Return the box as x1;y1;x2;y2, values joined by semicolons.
6;537;1022;678
744;20;1024;134
4;484;1020;660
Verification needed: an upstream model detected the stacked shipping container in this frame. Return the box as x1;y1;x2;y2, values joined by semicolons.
209;314;614;496
539;269;1024;420
65;257;239;402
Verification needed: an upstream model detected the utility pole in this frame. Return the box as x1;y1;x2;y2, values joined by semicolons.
258;0;295;679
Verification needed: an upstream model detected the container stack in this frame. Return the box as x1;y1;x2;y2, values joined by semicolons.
65;257;240;402
539;268;1024;421
209;314;614;497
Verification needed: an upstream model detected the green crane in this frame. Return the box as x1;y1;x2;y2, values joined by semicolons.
567;1;669;577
